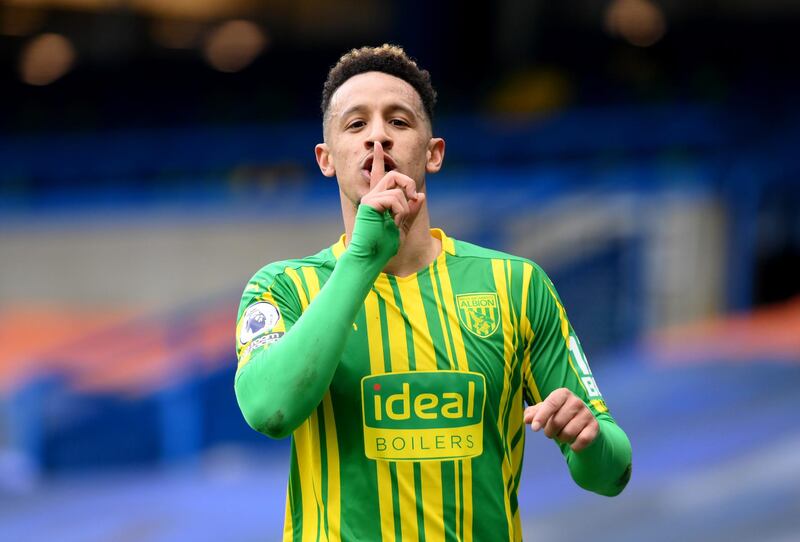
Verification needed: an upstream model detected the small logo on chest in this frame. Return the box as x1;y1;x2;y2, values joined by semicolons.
456;293;500;338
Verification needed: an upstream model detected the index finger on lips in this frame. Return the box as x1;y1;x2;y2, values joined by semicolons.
371;141;385;186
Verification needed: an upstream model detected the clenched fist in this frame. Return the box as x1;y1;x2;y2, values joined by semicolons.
524;388;599;452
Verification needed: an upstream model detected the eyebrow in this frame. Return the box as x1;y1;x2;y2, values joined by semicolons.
337;103;420;123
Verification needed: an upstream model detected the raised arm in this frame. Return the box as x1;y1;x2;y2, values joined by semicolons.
235;144;422;438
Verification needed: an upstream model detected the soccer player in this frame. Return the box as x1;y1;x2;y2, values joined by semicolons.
234;44;632;541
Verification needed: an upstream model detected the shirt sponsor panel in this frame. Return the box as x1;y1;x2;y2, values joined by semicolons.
361;371;486;461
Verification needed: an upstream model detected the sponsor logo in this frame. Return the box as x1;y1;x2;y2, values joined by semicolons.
456;293;500;338
361;371;486;461
238;302;280;345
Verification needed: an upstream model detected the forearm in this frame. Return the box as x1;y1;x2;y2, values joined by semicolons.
235;205;394;439
235;251;379;438
564;414;632;496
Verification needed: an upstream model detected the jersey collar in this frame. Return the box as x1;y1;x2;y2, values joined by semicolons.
332;228;455;260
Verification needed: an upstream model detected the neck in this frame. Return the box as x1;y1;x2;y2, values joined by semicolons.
342;194;442;277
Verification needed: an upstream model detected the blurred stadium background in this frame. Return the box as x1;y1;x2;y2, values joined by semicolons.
1;1;800;540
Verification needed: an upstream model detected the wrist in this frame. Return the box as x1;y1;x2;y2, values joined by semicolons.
347;204;398;265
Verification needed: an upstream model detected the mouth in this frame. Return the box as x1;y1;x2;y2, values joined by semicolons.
362;154;397;177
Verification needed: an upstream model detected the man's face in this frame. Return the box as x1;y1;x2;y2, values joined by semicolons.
316;71;443;207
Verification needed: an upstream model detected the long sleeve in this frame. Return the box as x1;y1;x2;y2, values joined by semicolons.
524;265;632;496
561;414;632;496
234;205;399;438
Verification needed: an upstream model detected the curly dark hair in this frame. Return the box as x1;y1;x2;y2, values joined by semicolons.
321;44;437;128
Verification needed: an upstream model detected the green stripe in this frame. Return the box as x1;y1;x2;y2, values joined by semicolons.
499;260;521;464
316;405;329;539
509;426;524;453
376;288;393;373
431;260;459;370
289;443;303;542
419;273;452;370
381;285;402;540
295;266;311;300
440;461;457;542
338;304;383;537
389;462;403;542
413;463;426;542
510;462;523;514
457;461;464;541
315;500;321;542
387;276;417;371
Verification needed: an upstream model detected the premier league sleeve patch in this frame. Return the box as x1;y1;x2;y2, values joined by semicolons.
238;301;281;345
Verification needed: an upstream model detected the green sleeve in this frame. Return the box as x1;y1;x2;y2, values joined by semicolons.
526;266;632;496
234;205;399;439
560;414;632;496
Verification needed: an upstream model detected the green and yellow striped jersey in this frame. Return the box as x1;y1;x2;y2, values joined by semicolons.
235;229;611;542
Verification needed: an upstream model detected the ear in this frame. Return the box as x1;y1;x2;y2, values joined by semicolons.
315;143;336;178
425;137;445;174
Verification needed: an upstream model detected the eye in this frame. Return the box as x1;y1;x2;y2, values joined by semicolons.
346;120;366;130
390;118;409;127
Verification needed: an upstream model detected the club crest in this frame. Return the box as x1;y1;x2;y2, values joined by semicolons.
456;293;500;338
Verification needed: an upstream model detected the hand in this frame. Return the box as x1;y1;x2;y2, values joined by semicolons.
523;388;599;452
360;141;425;229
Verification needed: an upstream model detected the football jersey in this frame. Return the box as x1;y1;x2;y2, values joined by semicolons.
235;229;612;542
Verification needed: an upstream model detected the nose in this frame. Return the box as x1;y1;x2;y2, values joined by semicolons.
364;120;393;151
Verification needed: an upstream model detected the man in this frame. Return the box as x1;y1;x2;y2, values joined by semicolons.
234;44;631;542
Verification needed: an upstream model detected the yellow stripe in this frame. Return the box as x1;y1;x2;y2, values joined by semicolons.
322;393;340;541
281;270;313;540
544;283;569;345
435;257;468;371
332;235;346;259
292;421;319;541
544;282;589;395
454;461;461;540
283;486;293;542
461;459;474;542
519;264;542;403
364;289;395;542
519;264;534;342
375;275;410;371
395;278;445;541
435;256;474;540
289;268;327;540
301;267;321;301
284;268;309;309
513;508;522;542
590;399;609;413
374;275;419;542
503;262;525;542
395;277;436;371
429;263;456;370
308;410;327;541
300;267;341;542
508;386;524;542
431;258;464;539
491;260;516;541
396;462;419;542
420;465;444;542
